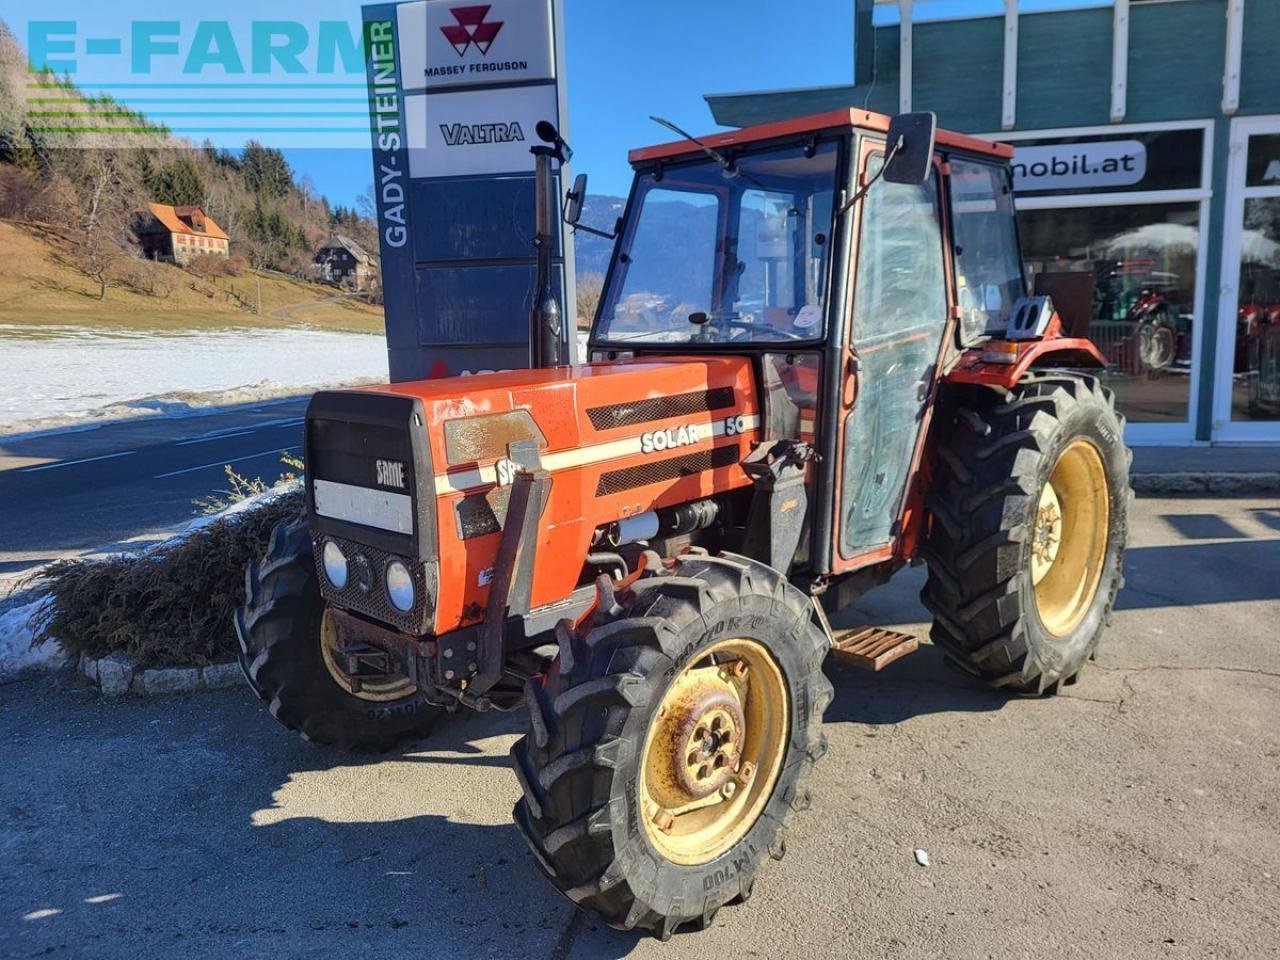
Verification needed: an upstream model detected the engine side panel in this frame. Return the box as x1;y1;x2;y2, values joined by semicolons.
361;357;762;635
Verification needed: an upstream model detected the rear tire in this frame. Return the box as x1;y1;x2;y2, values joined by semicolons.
510;553;832;939
234;519;446;753
921;374;1131;694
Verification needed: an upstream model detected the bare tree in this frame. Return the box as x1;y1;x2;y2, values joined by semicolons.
356;184;376;221
576;271;605;330
76;151;130;300
244;235;287;315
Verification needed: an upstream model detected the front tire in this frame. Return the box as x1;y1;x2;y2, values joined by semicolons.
234;519;446;752
510;553;832;939
922;374;1131;694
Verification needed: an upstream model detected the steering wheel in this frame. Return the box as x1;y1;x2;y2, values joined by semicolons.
699;315;808;342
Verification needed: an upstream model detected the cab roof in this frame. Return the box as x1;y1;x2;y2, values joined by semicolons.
628;107;1013;166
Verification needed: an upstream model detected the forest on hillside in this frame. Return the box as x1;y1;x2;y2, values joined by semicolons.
0;22;377;302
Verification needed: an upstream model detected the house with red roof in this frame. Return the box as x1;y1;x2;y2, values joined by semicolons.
136;203;229;264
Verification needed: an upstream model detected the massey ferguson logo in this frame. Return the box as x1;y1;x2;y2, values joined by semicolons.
375;459;407;490
441;5;504;57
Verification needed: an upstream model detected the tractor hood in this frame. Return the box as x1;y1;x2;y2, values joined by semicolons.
362;356;760;487
303;357;763;637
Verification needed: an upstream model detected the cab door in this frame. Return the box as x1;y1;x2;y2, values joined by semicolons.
836;147;952;563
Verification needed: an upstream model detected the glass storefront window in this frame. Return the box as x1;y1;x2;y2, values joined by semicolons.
1019;203;1200;423
1232;197;1280;421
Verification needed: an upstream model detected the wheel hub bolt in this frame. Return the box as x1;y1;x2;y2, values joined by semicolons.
721;781;737;800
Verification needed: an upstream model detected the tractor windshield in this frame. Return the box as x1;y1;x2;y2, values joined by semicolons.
595;140;840;346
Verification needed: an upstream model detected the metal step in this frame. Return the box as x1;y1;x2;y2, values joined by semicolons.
829;626;918;672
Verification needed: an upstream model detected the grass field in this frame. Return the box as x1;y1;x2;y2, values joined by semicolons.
0;221;386;335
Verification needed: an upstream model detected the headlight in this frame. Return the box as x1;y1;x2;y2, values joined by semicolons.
385;560;415;612
322;540;348;589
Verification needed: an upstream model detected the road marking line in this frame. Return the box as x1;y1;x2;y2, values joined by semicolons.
174;417;304;446
176;430;256;446
154;447;299;480
20;450;136;473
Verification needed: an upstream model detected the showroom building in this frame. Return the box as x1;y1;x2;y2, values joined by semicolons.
706;0;1280;446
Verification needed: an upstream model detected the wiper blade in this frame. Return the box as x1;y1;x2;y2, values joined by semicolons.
648;116;766;188
650;115;734;172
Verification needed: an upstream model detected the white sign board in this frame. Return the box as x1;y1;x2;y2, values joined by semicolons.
398;0;555;93
404;84;560;179
1011;140;1147;192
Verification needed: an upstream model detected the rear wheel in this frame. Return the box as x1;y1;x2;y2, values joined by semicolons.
921;374;1131;694
510;553;831;939
234;519;446;752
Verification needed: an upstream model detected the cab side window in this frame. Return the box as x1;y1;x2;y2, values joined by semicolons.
949;159;1026;343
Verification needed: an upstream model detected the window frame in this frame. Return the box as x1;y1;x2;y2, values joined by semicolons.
590;139;844;351
943;154;1030;348
977;118;1215;445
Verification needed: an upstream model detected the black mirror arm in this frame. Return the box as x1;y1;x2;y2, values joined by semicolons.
560;193;618;240
570;221;618;241
836;134;904;218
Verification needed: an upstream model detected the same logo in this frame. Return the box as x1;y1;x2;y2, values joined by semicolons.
375;459;407;490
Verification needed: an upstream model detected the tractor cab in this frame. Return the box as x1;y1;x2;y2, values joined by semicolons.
573;109;1091;589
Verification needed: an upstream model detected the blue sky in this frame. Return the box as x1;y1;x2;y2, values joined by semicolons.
1;0;1110;206
285;0;859;205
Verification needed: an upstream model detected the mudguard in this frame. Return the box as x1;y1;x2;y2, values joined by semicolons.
943;337;1107;390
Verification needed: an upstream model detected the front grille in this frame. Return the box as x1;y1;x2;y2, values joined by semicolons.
313;535;431;634
595;444;740;496
586;387;736;431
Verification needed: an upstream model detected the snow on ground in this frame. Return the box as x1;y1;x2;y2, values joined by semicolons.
0;598;63;682
2;327;592;436
0;325;388;431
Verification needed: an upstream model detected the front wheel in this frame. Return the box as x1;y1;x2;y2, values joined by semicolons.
234;519;447;752
922;374;1131;694
510;553;832;939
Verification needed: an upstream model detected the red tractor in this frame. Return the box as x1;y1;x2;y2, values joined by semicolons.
236;109;1130;938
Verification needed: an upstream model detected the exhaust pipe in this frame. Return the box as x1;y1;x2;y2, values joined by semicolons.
530;121;569;369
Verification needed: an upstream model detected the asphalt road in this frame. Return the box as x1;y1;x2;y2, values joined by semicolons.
0;399;310;578
2;494;1277;960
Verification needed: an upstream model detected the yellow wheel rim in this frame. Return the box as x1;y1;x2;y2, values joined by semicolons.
1032;439;1110;637
318;608;416;702
638;638;789;865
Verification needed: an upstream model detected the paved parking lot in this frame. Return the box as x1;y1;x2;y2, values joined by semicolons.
2;495;1278;960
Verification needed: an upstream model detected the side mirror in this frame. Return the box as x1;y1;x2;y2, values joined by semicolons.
566;173;587;226
883;111;937;185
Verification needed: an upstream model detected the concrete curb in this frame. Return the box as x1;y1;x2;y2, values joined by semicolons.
1131;472;1280;495
79;652;242;697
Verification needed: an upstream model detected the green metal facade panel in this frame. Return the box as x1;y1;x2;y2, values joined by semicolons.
1015;9;1113;130
1127;1;1224;123
1239;0;1280;115
703;29;895;127
914;18;1003;132
706;87;865;128
865;26;900;115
